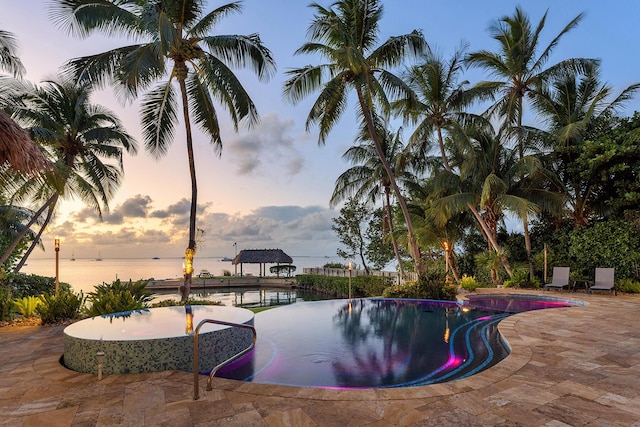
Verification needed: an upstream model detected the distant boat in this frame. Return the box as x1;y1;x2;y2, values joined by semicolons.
221;257;233;261
96;251;103;261
70;250;75;261
152;256;160;260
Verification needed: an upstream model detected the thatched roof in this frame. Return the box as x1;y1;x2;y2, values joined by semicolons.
232;249;293;265
0;109;48;173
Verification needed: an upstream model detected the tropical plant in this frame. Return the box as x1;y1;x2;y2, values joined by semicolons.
0;29;25;78
394;46;486;173
85;279;153;316
0;203;41;270
1;77;137;271
0;284;12;321
459;274;481;291
36;290;85;324
533;65;640;226
617;278;640;294
283;0;428;274
503;269;540;288
466;6;595;277
51;0;276;301
331;123;411;276
12;295;41;317
430;124;549;278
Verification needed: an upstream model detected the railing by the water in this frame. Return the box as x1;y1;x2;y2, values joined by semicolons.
192;319;257;400
302;267;416;283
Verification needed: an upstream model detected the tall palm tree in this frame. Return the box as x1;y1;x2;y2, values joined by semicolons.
283;0;428;274
330;122;409;277
533;65;640;226
393;47;487;174
431;124;549;278
51;0;276;300
466;6;595;277
0;77;137;271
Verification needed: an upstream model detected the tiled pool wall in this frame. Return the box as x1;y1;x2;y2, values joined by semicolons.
63;318;255;375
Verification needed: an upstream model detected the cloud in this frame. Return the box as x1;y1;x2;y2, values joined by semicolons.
118;195;152;217
46;199;341;259
227;113;305;177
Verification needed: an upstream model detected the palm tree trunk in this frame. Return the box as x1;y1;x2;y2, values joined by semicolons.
448;249;461;282
436;126;452;172
356;88;424;275
0;193;57;267
466;202;513;276
13;195;58;273
384;187;405;278
177;74;197;302
516;112;534;280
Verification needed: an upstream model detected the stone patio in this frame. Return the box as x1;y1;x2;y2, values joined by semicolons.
1;289;639;426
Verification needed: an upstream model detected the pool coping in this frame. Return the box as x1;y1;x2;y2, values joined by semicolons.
4;288;640;426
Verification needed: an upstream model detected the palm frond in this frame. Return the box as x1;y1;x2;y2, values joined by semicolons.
202;33;276;81
140;81;178;159
186;72;221;153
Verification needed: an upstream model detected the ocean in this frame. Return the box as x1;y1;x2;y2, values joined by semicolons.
20;255;346;295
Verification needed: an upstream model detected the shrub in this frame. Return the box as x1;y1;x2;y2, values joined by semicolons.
569;219;640;280
617;278;640;293
0;285;13;321
85;279;153;316
295;274;393;298
459;275;481;292
151;298;223;307
12;296;41;317
4;273;71;299
382;270;457;301
503;269;541;289
36;290;84;324
323;262;348;269
382;281;421;298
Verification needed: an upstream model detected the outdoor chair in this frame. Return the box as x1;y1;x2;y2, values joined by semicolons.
588;268;616;296
544;267;571;291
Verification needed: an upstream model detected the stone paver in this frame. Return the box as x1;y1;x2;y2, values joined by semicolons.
1;289;639;426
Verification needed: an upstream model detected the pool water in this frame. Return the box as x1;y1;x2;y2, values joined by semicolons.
216;295;579;388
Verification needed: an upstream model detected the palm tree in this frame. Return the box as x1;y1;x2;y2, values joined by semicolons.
330;122;410;277
533;65;640;226
0;77;137;271
393;47;487;174
0;29;25;78
283;0;428;274
466;6;595;277
430;124;549;278
51;0;276;300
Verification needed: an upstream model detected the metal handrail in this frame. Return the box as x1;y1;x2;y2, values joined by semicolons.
192;318;257;400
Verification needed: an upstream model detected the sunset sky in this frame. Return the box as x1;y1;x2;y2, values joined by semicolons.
4;0;640;260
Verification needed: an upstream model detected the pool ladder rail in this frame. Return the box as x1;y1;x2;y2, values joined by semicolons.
192;318;257;400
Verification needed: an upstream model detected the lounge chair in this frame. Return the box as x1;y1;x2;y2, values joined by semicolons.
544;267;571;291
588;268;616;296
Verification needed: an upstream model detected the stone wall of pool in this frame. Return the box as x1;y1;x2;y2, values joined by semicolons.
63;306;254;375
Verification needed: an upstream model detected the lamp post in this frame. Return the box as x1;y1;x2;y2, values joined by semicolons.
54;238;60;296
443;241;449;273
233;242;237;276
348;262;352;300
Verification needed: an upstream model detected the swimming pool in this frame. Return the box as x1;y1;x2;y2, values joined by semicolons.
216;295;581;388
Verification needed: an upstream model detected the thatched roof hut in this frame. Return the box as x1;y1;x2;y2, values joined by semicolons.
232;249;294;277
0;109;47;173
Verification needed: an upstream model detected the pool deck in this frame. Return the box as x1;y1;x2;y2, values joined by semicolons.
1;289;639;426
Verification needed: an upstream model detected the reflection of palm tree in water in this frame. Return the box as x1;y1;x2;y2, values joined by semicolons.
332;300;454;387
